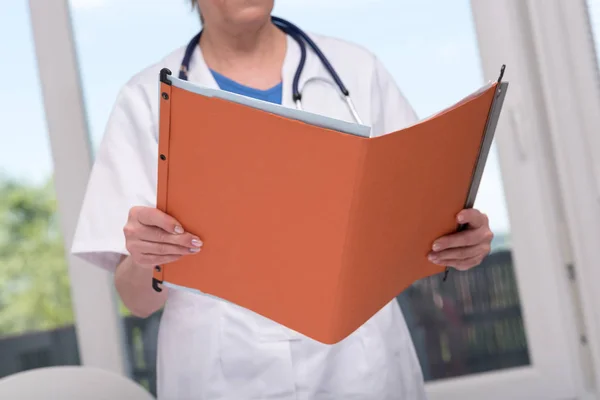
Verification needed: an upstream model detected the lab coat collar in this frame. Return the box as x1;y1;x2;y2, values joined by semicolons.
184;33;326;109
186;44;220;90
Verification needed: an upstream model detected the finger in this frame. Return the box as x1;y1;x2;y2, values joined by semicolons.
428;243;490;264
457;209;488;229
133;225;203;248
440;255;484;271
433;227;492;251
133;207;185;234
136;253;184;266
132;240;200;256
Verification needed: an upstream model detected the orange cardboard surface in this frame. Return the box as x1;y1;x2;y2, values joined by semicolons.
153;68;508;344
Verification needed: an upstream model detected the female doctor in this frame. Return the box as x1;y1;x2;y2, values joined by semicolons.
72;1;494;399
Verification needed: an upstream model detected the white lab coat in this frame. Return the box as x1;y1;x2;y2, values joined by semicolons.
72;32;427;400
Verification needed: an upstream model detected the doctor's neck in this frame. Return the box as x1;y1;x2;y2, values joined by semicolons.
200;17;286;90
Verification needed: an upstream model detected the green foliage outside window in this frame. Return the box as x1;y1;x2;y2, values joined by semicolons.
0;177;74;335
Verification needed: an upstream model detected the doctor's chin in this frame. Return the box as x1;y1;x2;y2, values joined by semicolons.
1;1;599;399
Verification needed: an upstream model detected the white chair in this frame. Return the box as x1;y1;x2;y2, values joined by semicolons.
0;366;155;400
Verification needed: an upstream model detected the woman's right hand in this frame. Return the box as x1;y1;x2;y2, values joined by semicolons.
123;206;202;267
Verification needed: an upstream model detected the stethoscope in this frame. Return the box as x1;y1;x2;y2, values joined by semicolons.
178;16;363;125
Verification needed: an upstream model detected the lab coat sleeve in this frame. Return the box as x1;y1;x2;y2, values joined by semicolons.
370;57;419;136
71;82;158;273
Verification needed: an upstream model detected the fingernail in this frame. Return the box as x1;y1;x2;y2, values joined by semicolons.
174;225;184;234
457;215;465;223
432;243;441;251
189;247;201;253
428;254;439;263
191;238;203;247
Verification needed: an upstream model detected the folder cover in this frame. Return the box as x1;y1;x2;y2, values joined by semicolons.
153;67;508;345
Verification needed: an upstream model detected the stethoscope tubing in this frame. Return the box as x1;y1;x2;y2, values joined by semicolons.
179;16;362;124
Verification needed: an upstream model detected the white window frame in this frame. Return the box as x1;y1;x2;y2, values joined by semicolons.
519;0;600;392
27;0;128;375
424;0;600;399
28;0;600;398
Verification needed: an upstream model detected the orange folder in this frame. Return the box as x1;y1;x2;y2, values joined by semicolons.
153;67;509;345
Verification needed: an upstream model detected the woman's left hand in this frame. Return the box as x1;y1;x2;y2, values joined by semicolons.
428;209;493;271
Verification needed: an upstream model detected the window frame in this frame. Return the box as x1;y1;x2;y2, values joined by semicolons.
28;0;128;375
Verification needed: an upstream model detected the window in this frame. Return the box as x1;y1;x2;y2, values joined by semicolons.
0;1;79;377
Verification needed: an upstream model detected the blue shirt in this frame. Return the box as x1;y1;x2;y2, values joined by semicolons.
210;70;283;105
